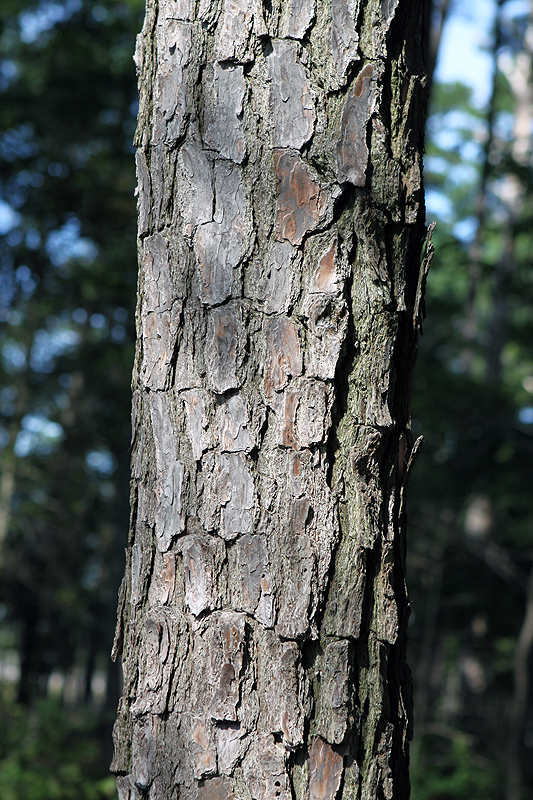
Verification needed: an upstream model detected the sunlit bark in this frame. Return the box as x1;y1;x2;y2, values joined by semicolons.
112;1;429;797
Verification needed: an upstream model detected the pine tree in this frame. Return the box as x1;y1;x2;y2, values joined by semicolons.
112;1;429;797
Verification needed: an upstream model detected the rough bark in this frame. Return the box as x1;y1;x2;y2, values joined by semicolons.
112;1;429;798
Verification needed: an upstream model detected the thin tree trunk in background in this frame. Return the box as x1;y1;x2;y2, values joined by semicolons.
487;2;533;384
0;445;15;554
424;0;451;102
410;538;443;764
503;17;533;798
17;591;39;706
112;1;429;797
466;0;503;335
507;562;533;800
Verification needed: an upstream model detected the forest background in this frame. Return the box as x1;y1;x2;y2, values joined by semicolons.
0;0;532;798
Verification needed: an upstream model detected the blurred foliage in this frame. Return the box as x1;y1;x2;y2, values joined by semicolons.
0;695;117;800
408;2;533;798
0;0;142;794
411;733;501;800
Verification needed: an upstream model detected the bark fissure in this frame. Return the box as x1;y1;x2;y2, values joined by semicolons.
113;0;428;797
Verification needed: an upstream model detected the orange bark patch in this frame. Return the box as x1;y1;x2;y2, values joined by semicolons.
192;719;211;750
264;316;302;396
274;151;323;245
191;718;217;778
281;389;299;448
199;776;235;800
353;63;373;97
308;737;344;800
291;453;301;477
313;240;337;292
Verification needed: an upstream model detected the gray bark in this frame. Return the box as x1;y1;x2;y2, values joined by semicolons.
112;1;429;798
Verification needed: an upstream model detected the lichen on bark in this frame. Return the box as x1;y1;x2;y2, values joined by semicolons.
113;0;428;798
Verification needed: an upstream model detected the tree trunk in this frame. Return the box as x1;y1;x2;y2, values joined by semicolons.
112;1;429;798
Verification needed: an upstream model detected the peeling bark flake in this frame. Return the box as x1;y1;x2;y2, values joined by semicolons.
314;640;351;743
167;0;194;21
154;461;185;551
374;541;399;644
149;393;185;550
275;497;315;639
152;21;192;145
216;722;245;774
330;0;360;88
263;316;302;397
243;735;292;800
312;240;338;293
139;235;180;390
174;306;204;391
280;0;315;39
323;543;366;639
182;389;213;461
131;610;176;716
135;150;150;235
190;716;217;779
279;387;299;448
206;305;242;393
131;716;158;790
217;452;255;540
337;64;377;186
203;64;246;163
194;162;246;306
180;531;223;616
308;737;344;800
275;380;331;448
258;634;307;747
260;241;297;314
231;534;275;627
130;541;142;607
199;776;236;800
148;550;176;606
192;612;246;722
219;394;253;453
177;139;214;236
267;41;316;149
274;151;325;245
116;776;137;800
303;294;348;380
296;379;329;446
214;0;266;62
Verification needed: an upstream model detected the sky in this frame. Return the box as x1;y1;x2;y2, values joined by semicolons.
437;0;532;105
436;0;496;107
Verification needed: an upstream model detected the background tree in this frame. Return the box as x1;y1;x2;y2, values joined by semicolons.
0;1;141;796
111;0;428;798
408;1;533;798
